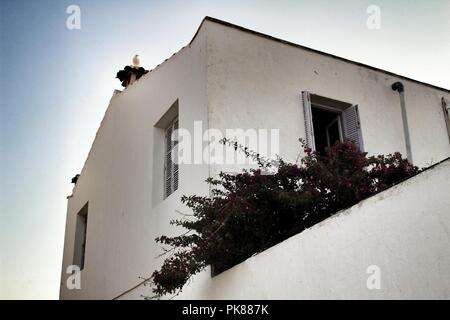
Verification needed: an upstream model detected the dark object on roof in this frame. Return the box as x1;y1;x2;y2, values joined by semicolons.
116;66;149;87
71;174;80;184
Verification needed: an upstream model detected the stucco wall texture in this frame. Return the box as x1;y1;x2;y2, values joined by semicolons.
123;159;450;300
60;18;450;300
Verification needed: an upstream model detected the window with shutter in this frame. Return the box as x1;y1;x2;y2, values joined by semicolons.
301;92;364;154
164;117;179;198
442;97;450;143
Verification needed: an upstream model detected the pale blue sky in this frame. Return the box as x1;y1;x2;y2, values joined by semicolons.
0;0;449;299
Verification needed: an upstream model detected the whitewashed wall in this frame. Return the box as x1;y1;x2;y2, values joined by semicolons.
59;27;210;299
204;20;450;174
60;18;450;300
122;158;450;300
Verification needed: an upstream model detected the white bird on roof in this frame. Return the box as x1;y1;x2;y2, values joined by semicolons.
132;54;141;68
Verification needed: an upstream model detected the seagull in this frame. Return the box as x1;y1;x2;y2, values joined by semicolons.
132;54;141;68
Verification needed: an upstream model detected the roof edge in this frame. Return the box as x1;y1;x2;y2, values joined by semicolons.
195;16;449;94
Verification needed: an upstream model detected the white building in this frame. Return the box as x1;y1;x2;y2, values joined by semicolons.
60;17;450;300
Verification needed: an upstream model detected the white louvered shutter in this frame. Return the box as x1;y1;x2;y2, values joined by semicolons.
302;91;315;151
342;105;364;151
164;117;179;198
173;119;179;191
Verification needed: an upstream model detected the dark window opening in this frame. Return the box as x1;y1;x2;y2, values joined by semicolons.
73;202;88;270
311;107;343;156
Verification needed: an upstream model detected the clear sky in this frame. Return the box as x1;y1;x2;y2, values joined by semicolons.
0;0;449;299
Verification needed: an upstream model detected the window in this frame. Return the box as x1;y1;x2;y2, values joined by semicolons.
153;100;179;203
302;92;364;155
73;202;88;270
164;117;179;198
442;97;450;143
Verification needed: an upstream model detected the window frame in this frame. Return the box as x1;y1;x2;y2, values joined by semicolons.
164;117;179;198
311;103;344;153
325;114;344;148
443;97;450;143
73;202;88;271
302;92;364;152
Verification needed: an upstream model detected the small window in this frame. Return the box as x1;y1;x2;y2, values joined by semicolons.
442;97;450;143
164;117;179;198
302;92;364;155
73;202;88;270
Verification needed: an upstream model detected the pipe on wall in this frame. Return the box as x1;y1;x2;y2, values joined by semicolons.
392;81;413;164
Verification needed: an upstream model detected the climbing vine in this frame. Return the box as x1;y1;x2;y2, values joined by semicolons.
150;140;419;297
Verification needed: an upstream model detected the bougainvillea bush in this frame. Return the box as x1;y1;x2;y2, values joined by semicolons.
150;141;419;297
